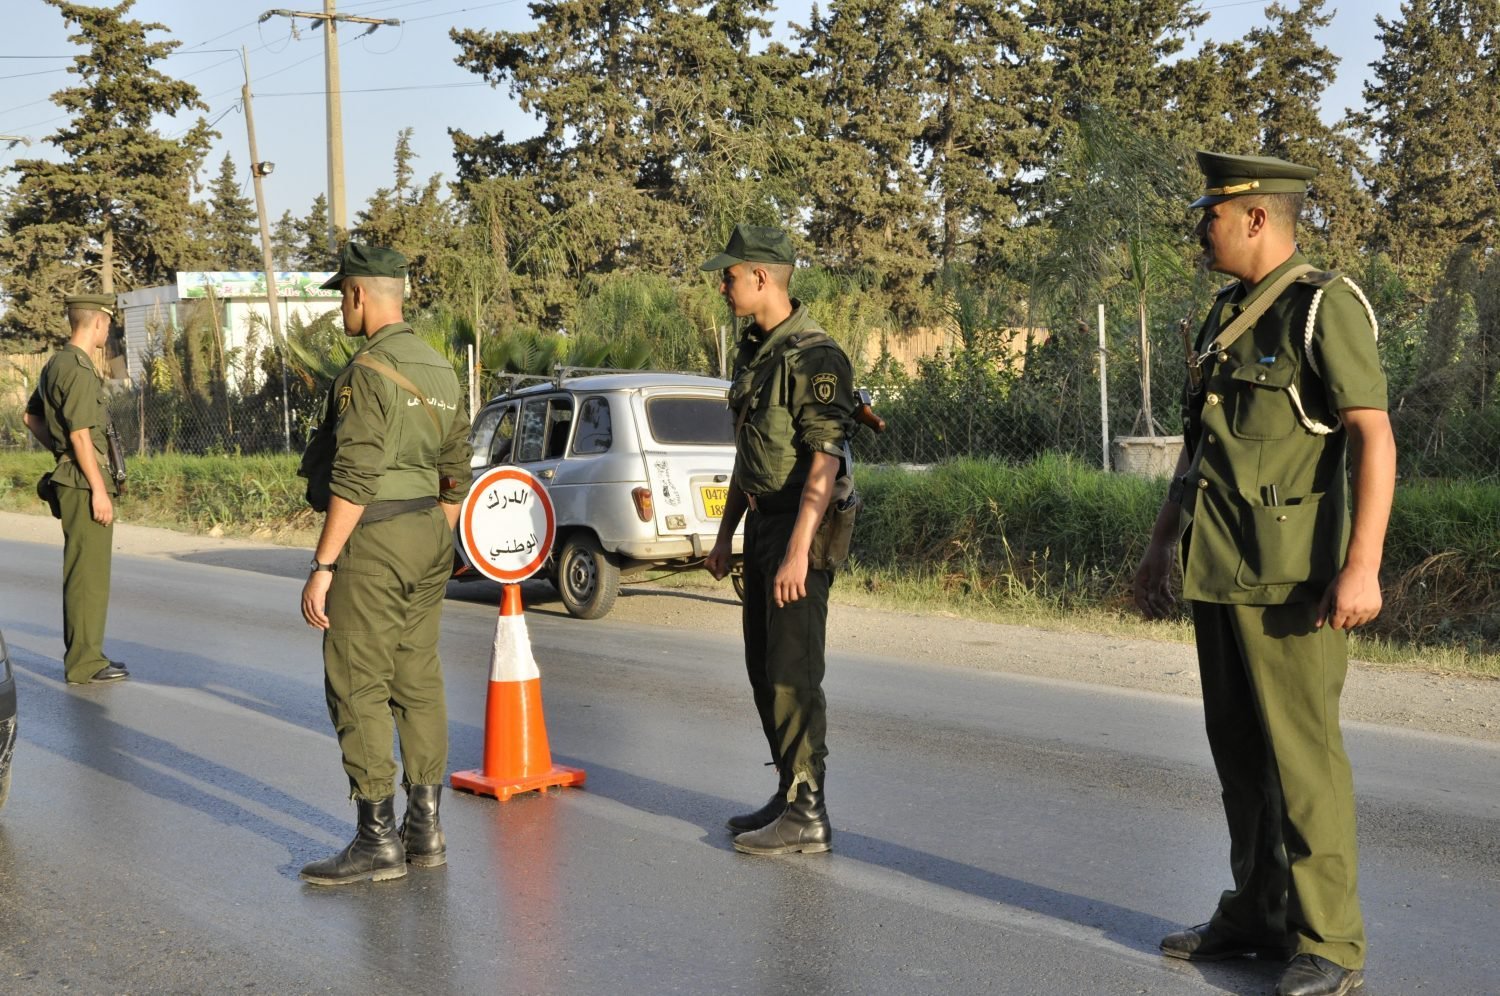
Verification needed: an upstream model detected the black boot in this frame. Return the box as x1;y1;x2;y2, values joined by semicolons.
732;778;831;855
726;769;791;833
300;797;407;885
400;784;447;868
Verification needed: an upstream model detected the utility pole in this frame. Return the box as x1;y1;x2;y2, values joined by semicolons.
259;4;399;251
242;46;293;453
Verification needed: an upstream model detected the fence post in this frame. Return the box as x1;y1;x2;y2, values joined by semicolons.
1098;303;1109;471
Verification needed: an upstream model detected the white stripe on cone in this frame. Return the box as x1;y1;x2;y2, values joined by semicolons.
488;614;541;683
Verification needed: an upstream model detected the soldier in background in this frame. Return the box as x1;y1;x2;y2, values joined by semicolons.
23;294;129;685
296;244;472;886
704;224;855;856
1135;152;1397;996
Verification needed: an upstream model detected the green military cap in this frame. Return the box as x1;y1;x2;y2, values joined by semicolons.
700;223;795;271
320;242;409;289
63;293;117;317
1191;150;1318;208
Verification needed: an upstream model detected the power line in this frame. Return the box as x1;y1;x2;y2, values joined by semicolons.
258;80;489;96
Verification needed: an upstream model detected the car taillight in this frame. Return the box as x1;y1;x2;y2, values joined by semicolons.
632;487;654;522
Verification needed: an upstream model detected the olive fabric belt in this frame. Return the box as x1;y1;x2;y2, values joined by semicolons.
359;495;438;524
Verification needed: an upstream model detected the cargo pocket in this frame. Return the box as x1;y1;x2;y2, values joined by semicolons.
1236;493;1330;589
1229;358;1297;441
737;405;795;491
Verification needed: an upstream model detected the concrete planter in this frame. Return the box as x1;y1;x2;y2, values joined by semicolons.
1111;435;1183;478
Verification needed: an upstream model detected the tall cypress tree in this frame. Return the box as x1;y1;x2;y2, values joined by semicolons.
0;0;211;345
1356;0;1500;292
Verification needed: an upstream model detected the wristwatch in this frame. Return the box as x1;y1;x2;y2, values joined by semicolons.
309;559;337;574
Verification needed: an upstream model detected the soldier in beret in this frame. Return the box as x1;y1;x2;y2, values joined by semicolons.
703;224;855;855
296;243;472;885
1134;152;1396;996
23;294;129;685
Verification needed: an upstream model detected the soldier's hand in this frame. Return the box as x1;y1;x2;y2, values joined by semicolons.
705;539;732;581
774;550;809;608
1132;544;1175;620
302;571;334;630
90;490;114;527
1317;567;1383;630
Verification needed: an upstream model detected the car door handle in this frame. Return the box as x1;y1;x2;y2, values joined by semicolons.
539;468;555;480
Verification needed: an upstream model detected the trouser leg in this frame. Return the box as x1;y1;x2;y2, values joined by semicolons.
322;517;423;801
390;508;452;788
748;510;830;791
1193;600;1289;941
1232;601;1365;969
58;483;112;683
741;513;780;765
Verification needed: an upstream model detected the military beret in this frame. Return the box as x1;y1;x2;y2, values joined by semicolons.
700;223;796;270
1191;150;1318;208
64;293;117;317
320;242;409;290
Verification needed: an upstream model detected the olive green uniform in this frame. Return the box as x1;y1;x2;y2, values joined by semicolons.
728;302;854;792
301;323;472;801
26;345;119;684
1177;252;1386;969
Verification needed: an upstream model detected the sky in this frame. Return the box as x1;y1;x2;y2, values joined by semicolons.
2;0;1407;244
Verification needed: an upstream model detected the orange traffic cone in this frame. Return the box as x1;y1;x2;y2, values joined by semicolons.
450;584;586;801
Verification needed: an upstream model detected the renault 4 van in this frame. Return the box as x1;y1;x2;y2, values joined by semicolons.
460;372;744;619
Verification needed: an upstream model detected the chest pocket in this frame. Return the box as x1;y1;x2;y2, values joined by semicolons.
1227;355;1297;441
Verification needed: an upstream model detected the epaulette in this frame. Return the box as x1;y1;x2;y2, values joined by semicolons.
1294;269;1341;288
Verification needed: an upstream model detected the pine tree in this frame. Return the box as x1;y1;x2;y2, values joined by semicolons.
353;129;457;309
1356;0;1500;293
0;0;212;345
188;154;260;271
798;0;934;321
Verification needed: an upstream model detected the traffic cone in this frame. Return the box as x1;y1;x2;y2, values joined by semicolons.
450;583;586;801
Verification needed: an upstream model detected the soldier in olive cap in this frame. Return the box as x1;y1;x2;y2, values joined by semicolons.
297;243;473;885
703;224;855;855
1134;152;1396;996
23;294;129;684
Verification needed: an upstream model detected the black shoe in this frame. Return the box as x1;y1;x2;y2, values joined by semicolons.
1160;923;1293;962
89;663;129;683
399;784;447;868
726;792;787;833
1275;954;1364;996
733;778;831;855
300;797;407;886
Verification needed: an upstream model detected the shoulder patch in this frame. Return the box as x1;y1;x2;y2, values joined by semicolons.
336;384;352;417
811;372;837;404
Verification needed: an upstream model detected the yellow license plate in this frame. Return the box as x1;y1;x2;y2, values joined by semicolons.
701;485;728;518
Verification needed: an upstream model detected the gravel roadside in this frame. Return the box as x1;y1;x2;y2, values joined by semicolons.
4;509;1496;743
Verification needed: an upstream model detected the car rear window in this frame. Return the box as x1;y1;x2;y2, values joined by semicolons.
646;396;733;445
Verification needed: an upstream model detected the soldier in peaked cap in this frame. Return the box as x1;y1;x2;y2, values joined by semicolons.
297;243;473;885
1134;152;1396;996
23;293;129;685
703;223;856;856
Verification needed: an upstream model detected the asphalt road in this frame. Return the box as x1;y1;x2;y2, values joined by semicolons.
0;537;1496;995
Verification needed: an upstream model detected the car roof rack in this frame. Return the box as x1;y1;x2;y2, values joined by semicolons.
549;365;717;387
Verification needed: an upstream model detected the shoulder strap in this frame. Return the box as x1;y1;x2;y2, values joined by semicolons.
352;353;442;432
1200;263;1319;357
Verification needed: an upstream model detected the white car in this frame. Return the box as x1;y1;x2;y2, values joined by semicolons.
458;372;745;619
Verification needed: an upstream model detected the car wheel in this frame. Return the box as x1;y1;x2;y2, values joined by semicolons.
730;565;747;603
557;534;620;620
0;717;14;811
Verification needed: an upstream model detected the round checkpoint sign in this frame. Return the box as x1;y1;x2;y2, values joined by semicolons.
458;466;556;583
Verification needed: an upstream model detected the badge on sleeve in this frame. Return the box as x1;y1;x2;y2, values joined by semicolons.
811;373;837;405
337;385;352;416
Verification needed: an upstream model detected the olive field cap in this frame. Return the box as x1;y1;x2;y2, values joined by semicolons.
700;224;796;271
1191;150;1319;208
320;242;409;289
63;293;117;317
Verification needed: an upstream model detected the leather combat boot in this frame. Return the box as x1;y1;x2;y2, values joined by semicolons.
299;797;407;885
726;769;791;833
732;778;831;855
1160;922;1294;962
1274;954;1364;996
399;784;447;868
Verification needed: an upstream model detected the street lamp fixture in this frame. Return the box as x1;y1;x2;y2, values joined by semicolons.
252;161;275;177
